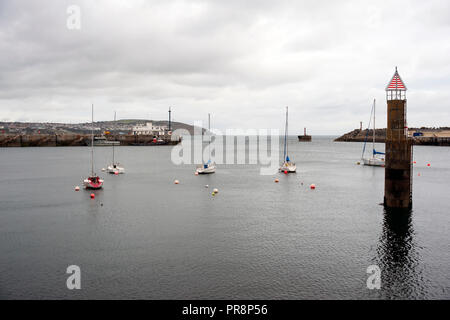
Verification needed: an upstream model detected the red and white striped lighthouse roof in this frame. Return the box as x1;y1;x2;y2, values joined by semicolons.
386;67;407;91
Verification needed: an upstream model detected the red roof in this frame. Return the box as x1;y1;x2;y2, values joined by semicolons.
386;67;407;91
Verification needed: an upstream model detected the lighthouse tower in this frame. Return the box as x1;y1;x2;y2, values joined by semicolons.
384;67;412;209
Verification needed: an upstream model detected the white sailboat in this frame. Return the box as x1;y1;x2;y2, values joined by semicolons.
107;111;125;174
196;113;216;174
279;106;297;173
83;104;104;189
362;99;385;167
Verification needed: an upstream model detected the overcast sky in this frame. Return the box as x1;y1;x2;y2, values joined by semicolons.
0;0;449;134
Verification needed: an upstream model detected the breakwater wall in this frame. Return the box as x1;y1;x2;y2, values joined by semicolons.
335;129;450;146
0;134;180;147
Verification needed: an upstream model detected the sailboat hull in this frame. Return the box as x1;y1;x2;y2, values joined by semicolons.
363;157;385;167
107;164;125;174
279;165;297;173
196;165;216;174
83;177;104;189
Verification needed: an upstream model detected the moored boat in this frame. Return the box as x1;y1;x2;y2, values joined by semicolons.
196;113;216;175
279;106;297;173
83;104;104;189
107;111;125;174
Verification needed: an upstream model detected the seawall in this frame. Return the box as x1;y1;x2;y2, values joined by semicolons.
335;129;450;146
0;134;180;147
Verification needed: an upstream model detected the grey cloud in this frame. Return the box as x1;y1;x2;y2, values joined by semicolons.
0;0;449;133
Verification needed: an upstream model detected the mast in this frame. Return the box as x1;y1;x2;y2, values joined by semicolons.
283;106;288;162
91;104;94;176
286;106;289;160
361;100;374;160
373;99;376;156
208;113;211;162
112;111;116;165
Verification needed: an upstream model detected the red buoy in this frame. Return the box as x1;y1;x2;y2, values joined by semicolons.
310;184;316;190
90;193;95;199
284;170;288;174
114;171;119;175
427;163;431;167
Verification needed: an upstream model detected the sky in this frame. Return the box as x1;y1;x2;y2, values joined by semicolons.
0;0;449;135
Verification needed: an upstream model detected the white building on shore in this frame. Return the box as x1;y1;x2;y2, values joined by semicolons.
132;122;168;136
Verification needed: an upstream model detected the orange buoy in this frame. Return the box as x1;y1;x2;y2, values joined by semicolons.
75;186;80;191
90;193;95;199
310;184;316;190
274;178;279;183
174;180;180;185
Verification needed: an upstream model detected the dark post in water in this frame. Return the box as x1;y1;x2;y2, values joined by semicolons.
384;67;413;208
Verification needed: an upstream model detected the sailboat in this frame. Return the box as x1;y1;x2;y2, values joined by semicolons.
196;113;216;174
83;104;104;189
279;106;297;173
107;111;124;174
362;99;385;167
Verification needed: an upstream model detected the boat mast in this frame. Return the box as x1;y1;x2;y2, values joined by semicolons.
373;99;376;156
208;113;211;162
91;104;94;176
283;106;288;162
112;111;116;165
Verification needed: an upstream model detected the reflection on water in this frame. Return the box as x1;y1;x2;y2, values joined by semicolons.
375;208;428;299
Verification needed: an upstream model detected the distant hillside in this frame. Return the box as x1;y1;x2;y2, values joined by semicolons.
0;120;204;135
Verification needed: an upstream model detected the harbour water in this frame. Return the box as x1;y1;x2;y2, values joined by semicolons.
1;136;449;299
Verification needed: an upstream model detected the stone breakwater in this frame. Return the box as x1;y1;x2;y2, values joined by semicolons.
334;129;386;143
334;128;450;146
0;134;180;147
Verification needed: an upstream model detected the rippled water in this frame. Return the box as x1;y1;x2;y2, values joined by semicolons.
0;136;449;299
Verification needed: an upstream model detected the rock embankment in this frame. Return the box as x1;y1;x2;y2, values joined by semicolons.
334;129;386;142
335;128;450;146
